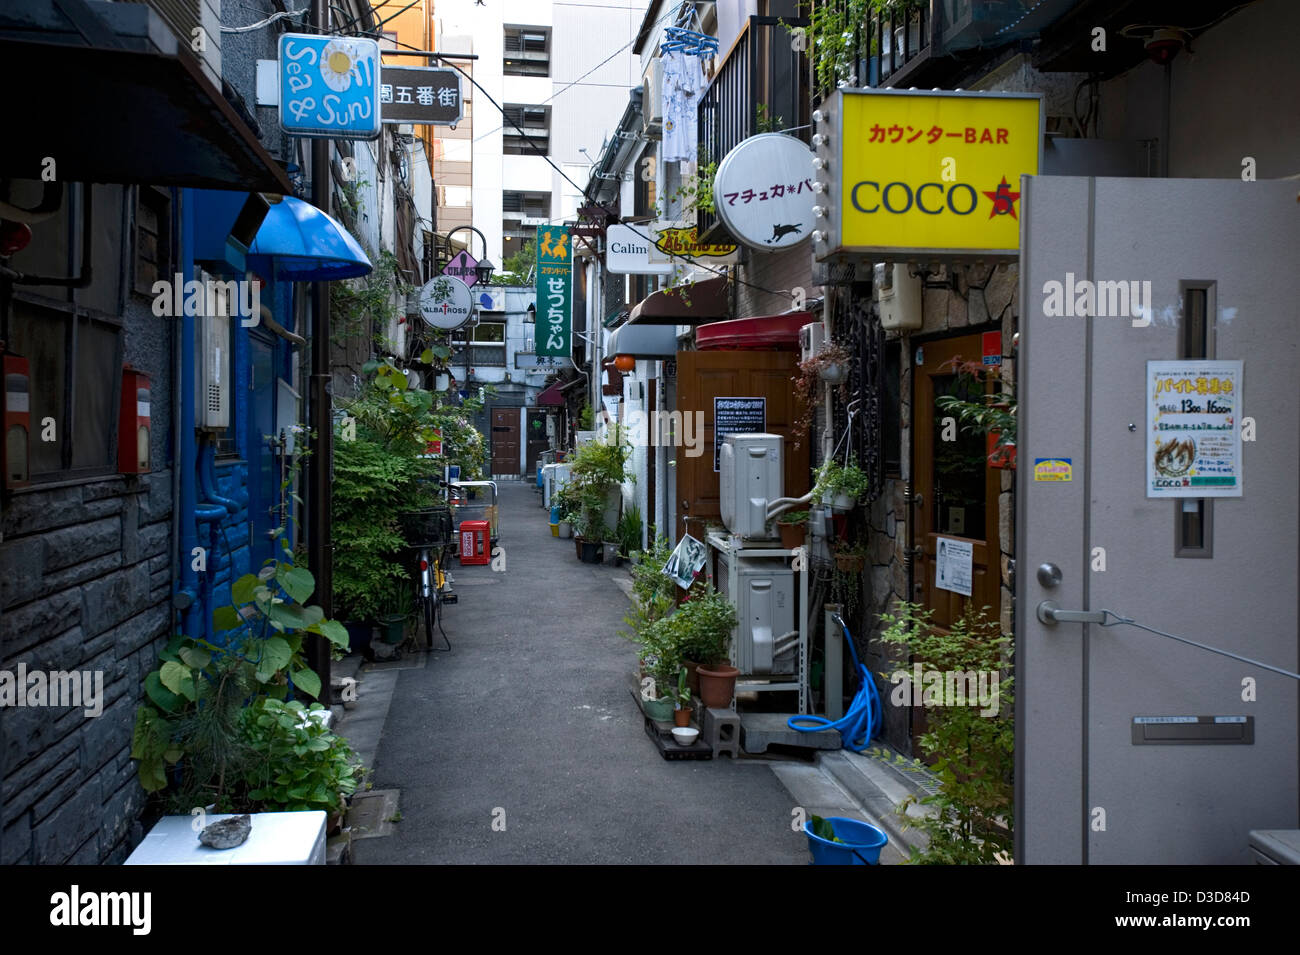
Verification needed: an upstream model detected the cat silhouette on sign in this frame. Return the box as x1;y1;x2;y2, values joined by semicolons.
766;223;801;244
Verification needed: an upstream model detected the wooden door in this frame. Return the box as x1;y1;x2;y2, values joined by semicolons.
913;333;1001;628
490;407;520;476
675;350;809;543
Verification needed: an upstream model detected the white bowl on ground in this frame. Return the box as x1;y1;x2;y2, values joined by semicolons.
671;727;699;746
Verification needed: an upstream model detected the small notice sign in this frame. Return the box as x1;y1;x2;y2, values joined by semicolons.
1034;457;1072;482
982;330;1002;366
714;397;766;472
1146;360;1243;498
935;537;973;597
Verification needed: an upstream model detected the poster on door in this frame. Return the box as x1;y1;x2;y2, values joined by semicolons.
935;537;973;596
1146;360;1243;498
714;397;766;472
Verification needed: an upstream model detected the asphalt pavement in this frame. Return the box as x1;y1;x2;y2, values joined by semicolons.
350;478;809;864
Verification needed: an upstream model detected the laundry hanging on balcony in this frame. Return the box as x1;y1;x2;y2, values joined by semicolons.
661;45;707;164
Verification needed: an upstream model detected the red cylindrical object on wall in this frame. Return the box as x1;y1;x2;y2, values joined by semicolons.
3;352;31;488
119;366;151;473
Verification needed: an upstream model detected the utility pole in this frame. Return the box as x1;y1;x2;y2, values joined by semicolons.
307;0;332;692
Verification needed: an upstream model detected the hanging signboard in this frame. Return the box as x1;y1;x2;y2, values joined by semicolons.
935;537;973;596
1145;360;1243;498
713;396;766;472
813;89;1042;261
647;222;741;266
663;534;708;590
606;224;674;275
536;226;572;358
713;134;816;252
443;250;479;287
279;34;381;139
380;65;462;125
417;274;474;330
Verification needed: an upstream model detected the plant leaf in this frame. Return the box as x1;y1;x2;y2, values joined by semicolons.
278;565;316;603
292;667;322;699
256;636;293;682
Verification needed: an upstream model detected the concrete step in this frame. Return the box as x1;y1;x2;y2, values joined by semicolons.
740;712;840;754
818;749;935;859
769;763;906;865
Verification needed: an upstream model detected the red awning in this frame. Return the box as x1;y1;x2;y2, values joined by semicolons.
695;312;813;350
626;276;729;325
536;381;567;405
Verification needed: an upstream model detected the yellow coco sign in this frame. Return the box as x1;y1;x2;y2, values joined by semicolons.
819;89;1041;258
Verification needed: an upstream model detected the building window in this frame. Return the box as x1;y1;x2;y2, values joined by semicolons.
452;321;507;367
133;186;172;296
504;26;550;76
502;190;551;260
8;300;124;479
502;104;550;156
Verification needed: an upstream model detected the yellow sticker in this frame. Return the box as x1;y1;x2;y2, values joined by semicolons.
1034;458;1072;482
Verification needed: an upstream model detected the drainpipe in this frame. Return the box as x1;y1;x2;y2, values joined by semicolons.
177;190;202;639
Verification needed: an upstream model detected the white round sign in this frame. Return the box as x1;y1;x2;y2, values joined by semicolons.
713;133;816;252
418;274;475;330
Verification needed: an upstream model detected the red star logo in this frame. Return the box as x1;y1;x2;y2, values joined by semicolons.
982;177;1021;219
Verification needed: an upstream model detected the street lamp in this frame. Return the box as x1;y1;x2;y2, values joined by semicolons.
445;224;495;285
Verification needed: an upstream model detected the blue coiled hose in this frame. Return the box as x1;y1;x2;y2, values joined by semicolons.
787;613;881;751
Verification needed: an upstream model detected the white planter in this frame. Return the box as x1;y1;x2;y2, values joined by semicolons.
826;491;857;513
558;521;573;538
819;362;847;384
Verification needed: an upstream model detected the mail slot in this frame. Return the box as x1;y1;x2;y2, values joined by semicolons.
1131;715;1254;745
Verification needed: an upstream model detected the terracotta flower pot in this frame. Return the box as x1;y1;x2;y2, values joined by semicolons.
697;664;740;708
674;707;693;727
778;521;806;549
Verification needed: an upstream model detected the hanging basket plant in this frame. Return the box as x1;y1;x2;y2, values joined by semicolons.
792;340;853;446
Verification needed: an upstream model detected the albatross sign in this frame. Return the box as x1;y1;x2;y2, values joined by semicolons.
417;274;474;331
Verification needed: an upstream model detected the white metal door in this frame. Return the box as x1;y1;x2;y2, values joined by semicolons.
1017;177;1300;864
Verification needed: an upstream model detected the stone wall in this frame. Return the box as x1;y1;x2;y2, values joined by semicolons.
0;473;173;864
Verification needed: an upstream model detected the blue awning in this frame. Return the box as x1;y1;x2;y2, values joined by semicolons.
247;196;372;280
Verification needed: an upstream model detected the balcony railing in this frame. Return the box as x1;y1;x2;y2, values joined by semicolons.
452;344;507;367
696;15;810;244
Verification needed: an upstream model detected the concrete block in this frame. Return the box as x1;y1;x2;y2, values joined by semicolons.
740;713;841;754
703;706;740;758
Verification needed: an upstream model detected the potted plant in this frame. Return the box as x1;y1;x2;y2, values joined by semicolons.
671;666;693;727
378;579;411;645
814;459;871;512
616;505;642;562
833;539;868;573
791;341;853;444
775;509;809;549
935;356;1018;469
675;582;740;709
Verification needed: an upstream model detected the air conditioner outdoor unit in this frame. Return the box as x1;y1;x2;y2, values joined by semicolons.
642;58;664;138
717;555;797;676
799;322;825;363
719;433;783;540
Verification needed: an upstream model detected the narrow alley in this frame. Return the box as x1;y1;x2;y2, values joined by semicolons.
350;481;808;864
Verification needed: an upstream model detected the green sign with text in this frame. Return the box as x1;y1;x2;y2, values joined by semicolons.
536;226;572;358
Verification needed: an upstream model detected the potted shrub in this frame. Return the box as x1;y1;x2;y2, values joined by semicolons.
675;582;740;709
814;460;871;512
671;666;693;728
791;341;853;444
775;509;809;549
378;579;411;645
616;505;642;562
833;539;868;573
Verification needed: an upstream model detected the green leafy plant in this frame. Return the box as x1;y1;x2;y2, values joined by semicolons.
497;238;537;285
674;580;738;665
616;504;643;556
755;102;785;133
877;602;1014;865
131;562;351;812
813;459;871;503
672;666;692;708
241;698;361;814
621;534;677;645
935;355;1017;459
778;509;809;526
578;402;595;430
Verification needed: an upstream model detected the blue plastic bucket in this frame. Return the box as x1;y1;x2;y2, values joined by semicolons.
804;817;888;866
550;504;561;523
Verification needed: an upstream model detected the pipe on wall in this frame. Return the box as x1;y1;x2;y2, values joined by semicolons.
177;190;202;640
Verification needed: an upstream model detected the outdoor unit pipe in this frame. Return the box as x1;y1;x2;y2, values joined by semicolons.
177;190;202;640
766;492;814;524
200;438;239;514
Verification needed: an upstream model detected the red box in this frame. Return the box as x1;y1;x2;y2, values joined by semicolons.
118;366;151;473
459;520;490;565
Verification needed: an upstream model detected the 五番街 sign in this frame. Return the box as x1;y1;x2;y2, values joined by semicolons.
813;89;1041;260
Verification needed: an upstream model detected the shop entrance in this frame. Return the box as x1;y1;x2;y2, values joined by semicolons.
490;407;520;476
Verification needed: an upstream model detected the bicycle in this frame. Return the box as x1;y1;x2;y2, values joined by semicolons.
399;480;462;652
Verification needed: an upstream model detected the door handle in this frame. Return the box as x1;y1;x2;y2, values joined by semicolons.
1036;601;1106;626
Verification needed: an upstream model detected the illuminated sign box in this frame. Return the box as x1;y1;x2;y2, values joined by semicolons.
814;89;1042;261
